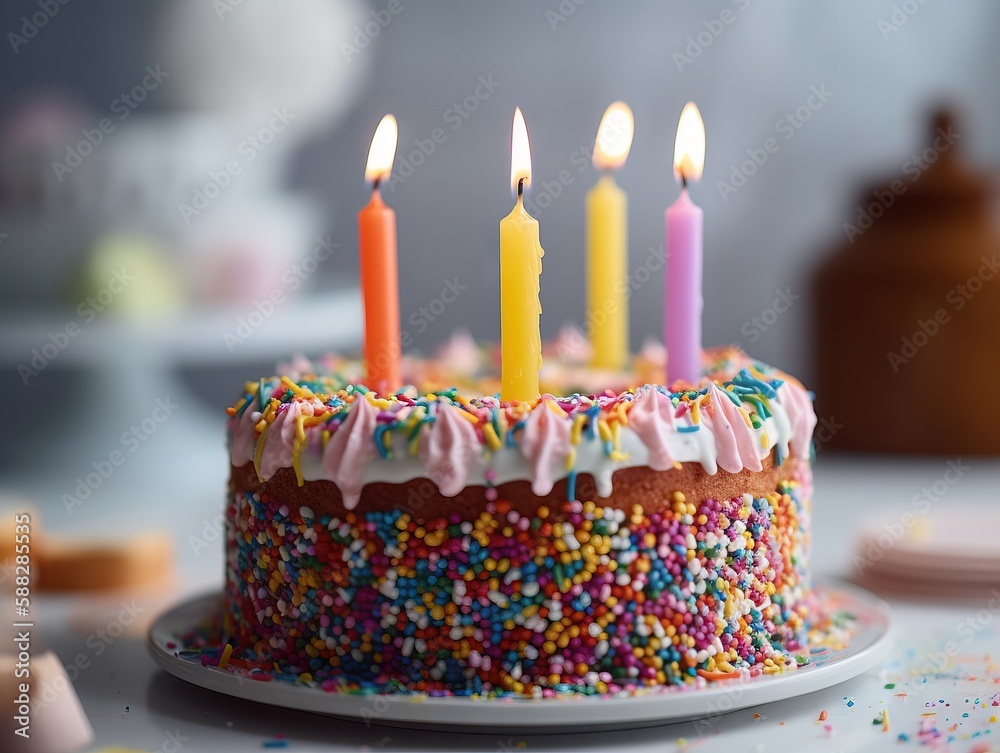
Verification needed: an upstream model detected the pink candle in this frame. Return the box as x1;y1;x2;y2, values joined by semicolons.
665;189;703;385
665;102;706;386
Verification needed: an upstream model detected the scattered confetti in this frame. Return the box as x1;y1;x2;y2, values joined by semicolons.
218;643;233;670
918;713;941;744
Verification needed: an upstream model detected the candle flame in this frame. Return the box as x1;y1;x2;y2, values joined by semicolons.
673;102;705;184
593;101;634;170
365;114;398;183
510;107;532;195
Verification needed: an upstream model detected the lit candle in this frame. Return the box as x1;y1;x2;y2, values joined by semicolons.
665;102;706;386
587;101;634;370
359;114;401;396
500;108;545;403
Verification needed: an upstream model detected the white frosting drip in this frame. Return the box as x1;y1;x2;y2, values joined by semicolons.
520;399;573;496
231;400;260;467
321;394;379;509
705;382;764;474
626;387;677;471
778;381;817;459
418;402;479;497
259;401;303;480
268;384;809;501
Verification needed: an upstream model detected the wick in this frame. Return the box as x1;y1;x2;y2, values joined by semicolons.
680;169;688;191
372;176;381;193
517;177;525;198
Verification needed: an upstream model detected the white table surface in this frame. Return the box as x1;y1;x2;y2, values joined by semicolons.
9;427;1000;752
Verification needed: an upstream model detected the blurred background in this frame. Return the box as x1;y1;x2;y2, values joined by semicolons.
1;4;1000;748
0;0;998;530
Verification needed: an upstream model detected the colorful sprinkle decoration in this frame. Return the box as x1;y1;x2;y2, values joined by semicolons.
215;481;810;697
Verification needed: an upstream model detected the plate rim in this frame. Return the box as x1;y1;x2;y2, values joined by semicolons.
147;579;893;730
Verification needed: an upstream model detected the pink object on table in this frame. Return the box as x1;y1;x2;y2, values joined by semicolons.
0;651;94;752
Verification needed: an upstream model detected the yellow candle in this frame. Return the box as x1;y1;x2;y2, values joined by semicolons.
586;102;634;369
500;108;544;403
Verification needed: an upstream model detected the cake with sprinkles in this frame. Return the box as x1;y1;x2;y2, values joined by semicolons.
224;345;817;697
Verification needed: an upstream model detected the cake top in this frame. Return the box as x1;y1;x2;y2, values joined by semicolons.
228;344;817;509
275;327;670;398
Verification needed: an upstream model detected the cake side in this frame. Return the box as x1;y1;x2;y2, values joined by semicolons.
224;458;811;694
229;453;803;517
221;347;816;696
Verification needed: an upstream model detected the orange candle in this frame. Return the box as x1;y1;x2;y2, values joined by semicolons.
359;114;401;395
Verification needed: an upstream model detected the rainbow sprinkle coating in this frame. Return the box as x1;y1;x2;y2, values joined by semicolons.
224;479;810;696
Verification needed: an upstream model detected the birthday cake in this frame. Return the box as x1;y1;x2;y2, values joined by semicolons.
223;344;817;697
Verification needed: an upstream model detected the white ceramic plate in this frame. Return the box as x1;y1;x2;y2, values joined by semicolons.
147;581;892;732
